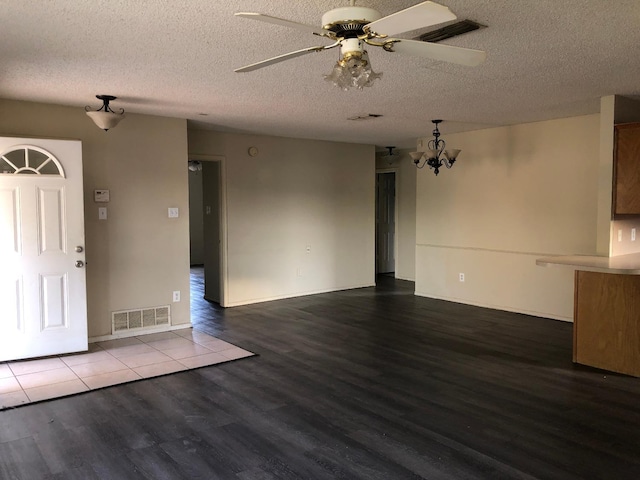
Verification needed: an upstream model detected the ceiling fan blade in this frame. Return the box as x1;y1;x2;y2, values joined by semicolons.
235;44;338;72
366;1;457;37
235;12;332;38
385;38;486;66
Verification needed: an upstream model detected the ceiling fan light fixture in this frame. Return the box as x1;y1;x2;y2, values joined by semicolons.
235;2;486;87
85;95;125;131
324;48;381;91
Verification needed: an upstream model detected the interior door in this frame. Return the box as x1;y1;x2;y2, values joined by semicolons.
0;137;87;362
202;161;221;304
376;172;396;274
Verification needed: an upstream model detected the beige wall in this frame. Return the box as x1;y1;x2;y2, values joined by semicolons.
415;115;600;320
376;149;416;281
188;130;376;306
597;96;616;255
5;97;619;334
0;98;191;338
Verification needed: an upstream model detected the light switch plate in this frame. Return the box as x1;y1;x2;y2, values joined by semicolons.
168;207;179;218
98;207;107;220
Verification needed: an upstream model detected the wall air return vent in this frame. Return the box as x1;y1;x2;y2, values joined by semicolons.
415;20;485;43
112;306;171;334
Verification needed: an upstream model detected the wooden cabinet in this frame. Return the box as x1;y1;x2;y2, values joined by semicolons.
574;270;640;377
613;123;640;215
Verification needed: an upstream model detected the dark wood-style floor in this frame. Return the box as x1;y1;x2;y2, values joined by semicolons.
2;269;640;479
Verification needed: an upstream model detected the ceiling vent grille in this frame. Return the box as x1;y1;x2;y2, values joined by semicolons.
112;306;171;334
415;19;485;43
347;113;383;121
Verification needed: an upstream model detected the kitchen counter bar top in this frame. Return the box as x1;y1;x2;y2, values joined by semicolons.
536;252;640;274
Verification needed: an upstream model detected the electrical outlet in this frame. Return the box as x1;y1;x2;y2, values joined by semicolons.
459;273;465;282
172;290;180;302
632;228;636;241
168;207;179;218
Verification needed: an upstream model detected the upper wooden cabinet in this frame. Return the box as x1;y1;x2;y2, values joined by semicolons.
613;123;640;215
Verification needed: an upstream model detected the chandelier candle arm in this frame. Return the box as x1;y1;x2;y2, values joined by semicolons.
444;149;461;166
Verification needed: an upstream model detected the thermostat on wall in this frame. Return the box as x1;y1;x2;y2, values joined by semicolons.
94;189;110;203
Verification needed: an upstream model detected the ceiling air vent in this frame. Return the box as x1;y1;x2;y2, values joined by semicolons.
415;20;485;43
347;113;383;121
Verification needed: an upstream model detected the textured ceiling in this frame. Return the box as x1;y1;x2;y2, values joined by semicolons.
2;1;640;148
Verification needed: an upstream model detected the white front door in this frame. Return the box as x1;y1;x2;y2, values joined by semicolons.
0;137;87;362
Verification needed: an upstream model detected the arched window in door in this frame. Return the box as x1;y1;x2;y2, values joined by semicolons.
0;145;65;177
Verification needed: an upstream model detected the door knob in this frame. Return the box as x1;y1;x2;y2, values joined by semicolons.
75;246;84;253
75;261;85;268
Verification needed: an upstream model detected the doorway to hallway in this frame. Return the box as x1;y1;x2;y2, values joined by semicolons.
188;156;225;314
375;171;396;275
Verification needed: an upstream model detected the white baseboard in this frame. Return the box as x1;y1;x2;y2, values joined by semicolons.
413;291;573;322
224;283;375;307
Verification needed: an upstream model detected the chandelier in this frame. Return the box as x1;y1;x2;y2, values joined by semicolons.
409;120;460;176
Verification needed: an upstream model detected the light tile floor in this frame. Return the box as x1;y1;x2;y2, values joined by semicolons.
0;329;254;410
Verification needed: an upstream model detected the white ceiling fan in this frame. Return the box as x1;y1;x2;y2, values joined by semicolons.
234;1;486;90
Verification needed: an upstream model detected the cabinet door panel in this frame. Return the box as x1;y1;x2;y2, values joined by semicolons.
574;271;640;377
614;123;640;215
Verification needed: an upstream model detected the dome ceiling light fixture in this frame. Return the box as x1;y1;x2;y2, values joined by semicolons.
85;95;125;131
382;146;397;165
188;160;203;172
